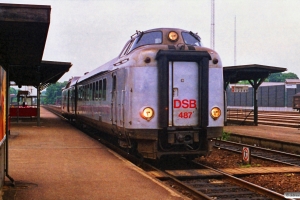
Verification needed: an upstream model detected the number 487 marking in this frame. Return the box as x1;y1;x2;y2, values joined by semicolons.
178;112;193;118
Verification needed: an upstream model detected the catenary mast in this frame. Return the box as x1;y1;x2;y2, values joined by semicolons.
211;0;215;50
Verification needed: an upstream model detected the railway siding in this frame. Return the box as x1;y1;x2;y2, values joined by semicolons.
224;120;300;154
165;166;300;178
227;133;300;154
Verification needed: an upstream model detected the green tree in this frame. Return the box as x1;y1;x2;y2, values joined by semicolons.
237;72;299;84
43;82;67;104
282;72;299;80
266;72;299;82
9;87;17;95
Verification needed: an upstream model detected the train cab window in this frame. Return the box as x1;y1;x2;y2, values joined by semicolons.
119;40;132;57
103;79;107;100
182;32;202;46
128;31;162;53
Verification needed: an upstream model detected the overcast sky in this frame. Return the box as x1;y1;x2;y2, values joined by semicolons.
3;0;300;82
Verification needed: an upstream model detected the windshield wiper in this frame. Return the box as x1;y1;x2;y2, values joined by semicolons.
189;31;201;42
136;31;144;44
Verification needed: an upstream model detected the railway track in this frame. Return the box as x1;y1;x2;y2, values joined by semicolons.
156;159;286;200
44;105;288;200
214;139;300;167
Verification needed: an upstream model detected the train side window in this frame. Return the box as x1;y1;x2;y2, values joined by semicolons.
85;84;88;101
103;79;107;101
99;80;103;100
95;81;98;101
85;85;88;101
86;85;89;101
89;83;92;101
77;86;81;100
93;82;95;101
84;85;87;101
77;87;79;100
87;84;90;101
81;86;84;100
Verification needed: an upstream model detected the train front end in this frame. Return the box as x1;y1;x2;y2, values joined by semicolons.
126;28;224;159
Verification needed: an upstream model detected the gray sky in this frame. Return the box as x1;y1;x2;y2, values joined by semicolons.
3;0;300;82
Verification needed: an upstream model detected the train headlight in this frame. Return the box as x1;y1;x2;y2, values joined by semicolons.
210;107;221;120
168;31;178;42
140;107;154;121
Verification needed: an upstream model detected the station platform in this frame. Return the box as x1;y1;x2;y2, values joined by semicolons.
224;124;300;145
3;107;186;200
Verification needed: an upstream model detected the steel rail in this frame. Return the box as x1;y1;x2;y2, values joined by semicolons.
214;139;300;166
192;161;286;200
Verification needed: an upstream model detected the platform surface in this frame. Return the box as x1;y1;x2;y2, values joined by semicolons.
4;107;186;200
224;124;300;144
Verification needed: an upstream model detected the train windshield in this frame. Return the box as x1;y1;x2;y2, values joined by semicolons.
129;31;162;52
182;32;202;46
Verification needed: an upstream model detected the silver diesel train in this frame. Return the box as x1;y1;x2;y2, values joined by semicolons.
62;28;224;159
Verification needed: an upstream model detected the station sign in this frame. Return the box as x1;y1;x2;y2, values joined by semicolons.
286;84;296;89
231;86;249;93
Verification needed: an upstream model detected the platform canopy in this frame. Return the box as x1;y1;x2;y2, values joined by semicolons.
0;3;72;127
223;64;287;126
0;3;71;89
223;64;287;87
10;60;72;90
0;4;50;69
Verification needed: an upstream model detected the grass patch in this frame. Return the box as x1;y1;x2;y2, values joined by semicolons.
240;163;261;168
222;131;230;141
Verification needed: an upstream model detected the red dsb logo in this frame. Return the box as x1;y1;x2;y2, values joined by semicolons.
174;99;197;108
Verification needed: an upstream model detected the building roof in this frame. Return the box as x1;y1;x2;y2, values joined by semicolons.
285;79;300;84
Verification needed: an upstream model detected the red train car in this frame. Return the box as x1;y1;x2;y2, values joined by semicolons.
0;66;6;191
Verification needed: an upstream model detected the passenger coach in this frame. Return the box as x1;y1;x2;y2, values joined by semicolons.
62;28;224;159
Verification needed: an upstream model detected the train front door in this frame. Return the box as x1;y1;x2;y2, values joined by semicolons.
111;75;117;126
169;62;199;126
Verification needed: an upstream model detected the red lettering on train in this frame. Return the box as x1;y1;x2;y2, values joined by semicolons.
190;99;196;108
173;99;197;108
182;99;189;108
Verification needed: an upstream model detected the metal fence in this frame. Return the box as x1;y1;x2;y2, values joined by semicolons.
226;84;300;107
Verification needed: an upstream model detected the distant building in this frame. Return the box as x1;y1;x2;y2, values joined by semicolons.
227;79;300;111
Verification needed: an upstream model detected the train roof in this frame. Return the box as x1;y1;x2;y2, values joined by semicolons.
76;27;203;84
76;58;116;83
142;28;191;32
65;76;80;88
